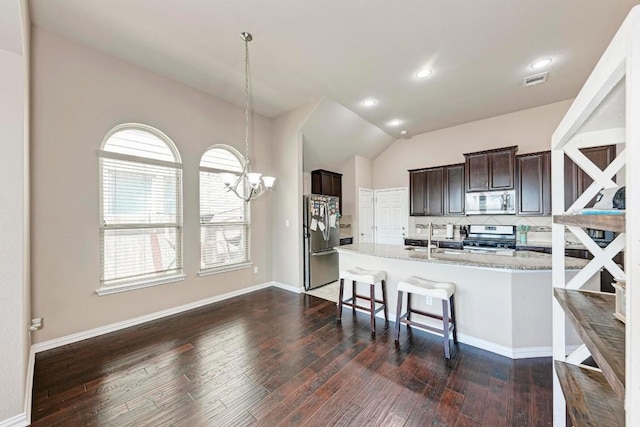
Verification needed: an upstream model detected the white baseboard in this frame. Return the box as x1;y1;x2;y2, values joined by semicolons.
375;311;559;359
0;413;28;427
270;281;304;294
23;348;35;425
32;281;275;353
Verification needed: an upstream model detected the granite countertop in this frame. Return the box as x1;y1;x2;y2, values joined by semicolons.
405;235;464;243
336;243;590;271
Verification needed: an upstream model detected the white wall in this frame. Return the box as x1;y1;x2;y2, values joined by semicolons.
0;0;29;423
30;28;274;343
339;157;355;216
373;100;573;189
271;101;320;289
352;155;373;243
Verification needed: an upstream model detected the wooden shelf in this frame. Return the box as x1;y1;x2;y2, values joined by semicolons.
554;289;625;398
555;361;625;426
553;213;625;232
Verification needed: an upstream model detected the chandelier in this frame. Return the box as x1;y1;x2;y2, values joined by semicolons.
222;32;276;202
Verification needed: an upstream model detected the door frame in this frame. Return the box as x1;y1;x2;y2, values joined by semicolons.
358;187;374;243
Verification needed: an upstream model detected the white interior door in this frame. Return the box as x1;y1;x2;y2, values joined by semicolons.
358;188;374;243
374;188;408;245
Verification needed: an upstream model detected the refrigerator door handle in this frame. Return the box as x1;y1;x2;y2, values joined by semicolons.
311;249;337;256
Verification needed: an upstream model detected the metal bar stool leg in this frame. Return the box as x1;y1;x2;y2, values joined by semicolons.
442;298;451;359
406;292;412;325
395;290;403;344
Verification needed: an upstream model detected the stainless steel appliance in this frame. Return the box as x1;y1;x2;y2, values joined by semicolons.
465;190;516;215
303;194;340;290
463;225;517;254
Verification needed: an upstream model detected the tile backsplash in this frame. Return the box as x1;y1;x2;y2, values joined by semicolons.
411;215;552;243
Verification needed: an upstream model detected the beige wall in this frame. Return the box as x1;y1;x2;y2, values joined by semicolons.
0;41;27;427
271;101;320;289
0;0;29;422
352;155;373;243
339;157;355;216
373;100;573;189
30;28;274;343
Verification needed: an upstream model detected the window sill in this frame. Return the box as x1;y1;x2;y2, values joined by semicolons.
96;274;186;296
198;262;252;277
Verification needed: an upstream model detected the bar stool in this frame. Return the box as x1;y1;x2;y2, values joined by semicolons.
395;276;458;359
337;267;388;334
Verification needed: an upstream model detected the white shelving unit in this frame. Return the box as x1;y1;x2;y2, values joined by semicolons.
551;6;640;426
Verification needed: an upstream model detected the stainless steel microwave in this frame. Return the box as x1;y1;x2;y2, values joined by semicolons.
465;190;516;215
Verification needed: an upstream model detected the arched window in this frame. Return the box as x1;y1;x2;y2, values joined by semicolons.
99;124;184;293
200;145;250;272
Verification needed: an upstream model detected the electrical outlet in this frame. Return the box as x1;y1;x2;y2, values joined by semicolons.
29;318;43;331
425;296;433;305
253;266;259;274
285;219;289;227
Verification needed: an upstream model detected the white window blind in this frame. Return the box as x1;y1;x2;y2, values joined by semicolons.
100;125;183;288
200;146;250;271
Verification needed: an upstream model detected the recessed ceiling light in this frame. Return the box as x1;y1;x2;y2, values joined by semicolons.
400;130;408;136
361;98;377;107
531;58;552;69
416;68;433;79
387;119;403;127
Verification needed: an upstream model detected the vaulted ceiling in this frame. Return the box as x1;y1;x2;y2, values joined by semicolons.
30;0;640;148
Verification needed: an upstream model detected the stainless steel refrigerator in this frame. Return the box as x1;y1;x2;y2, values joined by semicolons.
303;194;340;290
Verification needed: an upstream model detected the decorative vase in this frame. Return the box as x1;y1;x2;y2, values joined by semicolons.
519;233;527;244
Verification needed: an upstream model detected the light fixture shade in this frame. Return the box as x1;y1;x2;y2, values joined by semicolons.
262;176;276;189
221;173;237;185
246;172;262;187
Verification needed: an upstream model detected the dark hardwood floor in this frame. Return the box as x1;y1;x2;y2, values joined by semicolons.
31;288;552;426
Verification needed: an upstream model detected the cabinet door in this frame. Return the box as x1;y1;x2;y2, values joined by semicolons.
425;167;444;215
542;151;552;215
466;153;489;191
564;145;616;210
409;171;426;216
517;152;551;215
321;173;333;196
445;164;465;215
489;150;515;190
331;174;342;200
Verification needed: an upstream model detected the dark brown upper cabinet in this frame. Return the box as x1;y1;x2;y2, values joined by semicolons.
311;169;342;201
409;167;444;216
517;151;551;216
564;145;616;210
409;170;426;216
444;164;465;215
464;146;517;192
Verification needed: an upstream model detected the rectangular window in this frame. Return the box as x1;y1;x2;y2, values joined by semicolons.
100;155;183;287
200;167;250;271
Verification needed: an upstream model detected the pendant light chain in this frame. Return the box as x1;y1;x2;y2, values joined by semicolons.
221;32;275;202
244;33;251;167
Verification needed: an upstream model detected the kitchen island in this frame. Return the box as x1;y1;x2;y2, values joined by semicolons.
335;243;595;358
